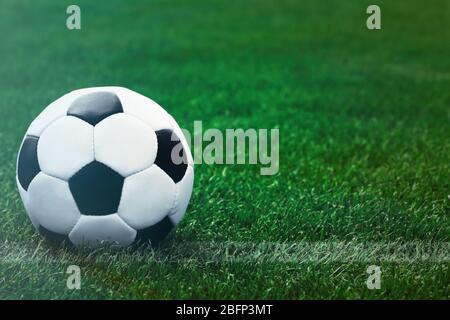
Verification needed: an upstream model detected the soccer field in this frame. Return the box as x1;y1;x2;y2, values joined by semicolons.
0;0;449;299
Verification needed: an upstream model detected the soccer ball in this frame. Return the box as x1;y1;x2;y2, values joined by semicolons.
16;87;194;249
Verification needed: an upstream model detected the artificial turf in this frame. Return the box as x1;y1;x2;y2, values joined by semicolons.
0;0;449;299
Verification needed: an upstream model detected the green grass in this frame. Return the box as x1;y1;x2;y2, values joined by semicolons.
0;0;449;299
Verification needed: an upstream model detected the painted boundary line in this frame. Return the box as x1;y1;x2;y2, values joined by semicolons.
0;241;449;263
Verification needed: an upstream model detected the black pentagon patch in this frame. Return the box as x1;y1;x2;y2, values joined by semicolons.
155;129;188;183
17;135;40;190
134;216;174;246
69;161;123;215
38;225;74;248
67;91;123;125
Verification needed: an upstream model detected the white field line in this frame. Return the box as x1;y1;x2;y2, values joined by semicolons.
0;241;449;264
